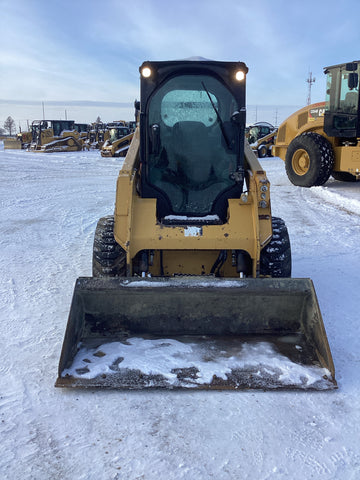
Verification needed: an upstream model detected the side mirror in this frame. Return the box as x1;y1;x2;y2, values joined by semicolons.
231;108;246;127
348;72;359;90
231;111;242;125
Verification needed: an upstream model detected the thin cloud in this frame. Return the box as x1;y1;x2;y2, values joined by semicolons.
1;0;359;127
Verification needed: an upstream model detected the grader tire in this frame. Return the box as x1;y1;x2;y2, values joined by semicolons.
92;215;126;277
285;132;334;187
260;217;291;278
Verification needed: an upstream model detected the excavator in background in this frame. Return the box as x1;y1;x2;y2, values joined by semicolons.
273;61;360;186
101;123;133;157
246;122;277;158
30;120;82;152
56;59;336;391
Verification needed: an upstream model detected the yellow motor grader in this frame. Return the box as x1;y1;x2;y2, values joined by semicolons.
30;120;82;152
56;59;336;391
273;61;360;186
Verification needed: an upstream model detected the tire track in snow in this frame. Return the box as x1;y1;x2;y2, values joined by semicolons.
302;183;360;217
1;151;360;480
268;172;360;258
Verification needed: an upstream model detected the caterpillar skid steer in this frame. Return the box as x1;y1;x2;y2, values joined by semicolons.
30;120;82;152
101;123;133;157
56;59;336;390
247;122;277;158
273;61;360;186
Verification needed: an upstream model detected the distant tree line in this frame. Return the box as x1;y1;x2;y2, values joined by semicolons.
1;116;16;136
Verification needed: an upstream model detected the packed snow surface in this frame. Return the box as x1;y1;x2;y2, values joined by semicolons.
1;145;360;479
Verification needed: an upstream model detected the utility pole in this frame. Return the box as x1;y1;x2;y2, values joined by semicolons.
306;71;316;105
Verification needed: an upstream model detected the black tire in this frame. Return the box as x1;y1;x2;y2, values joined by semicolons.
285;132;334;187
260;217;291;278
332;171;357;182
258;144;268;158
92;215;126;277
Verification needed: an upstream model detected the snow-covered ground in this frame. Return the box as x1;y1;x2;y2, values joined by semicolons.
1;145;359;480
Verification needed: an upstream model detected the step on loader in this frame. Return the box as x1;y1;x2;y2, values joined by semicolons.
56;59;336;390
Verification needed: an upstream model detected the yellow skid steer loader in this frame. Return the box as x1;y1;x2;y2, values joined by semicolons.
56;59;336;390
101;123;134;157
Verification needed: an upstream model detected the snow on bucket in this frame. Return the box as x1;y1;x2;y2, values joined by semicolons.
56;277;336;390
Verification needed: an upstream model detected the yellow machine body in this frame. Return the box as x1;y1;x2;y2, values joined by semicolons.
3;131;32;149
30;120;82;153
87;123;109;149
273;102;360;176
101;124;134;158
114;130;272;277
246;122;277;158
56;59;336;390
274;61;360;186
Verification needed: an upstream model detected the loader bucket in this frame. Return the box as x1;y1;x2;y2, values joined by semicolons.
56;277;336;390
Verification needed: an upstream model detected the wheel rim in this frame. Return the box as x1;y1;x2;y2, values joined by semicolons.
258;146;267;157
292;149;310;176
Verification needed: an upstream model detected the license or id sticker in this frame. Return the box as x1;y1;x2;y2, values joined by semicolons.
184;226;202;237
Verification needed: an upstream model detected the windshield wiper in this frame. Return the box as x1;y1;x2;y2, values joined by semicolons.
201;81;230;149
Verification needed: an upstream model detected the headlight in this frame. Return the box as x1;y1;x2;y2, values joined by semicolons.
235;70;245;81
141;67;152;78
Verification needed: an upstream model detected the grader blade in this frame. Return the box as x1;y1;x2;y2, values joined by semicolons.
56;277;336;390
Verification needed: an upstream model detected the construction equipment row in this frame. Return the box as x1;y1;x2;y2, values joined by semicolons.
3;119;136;154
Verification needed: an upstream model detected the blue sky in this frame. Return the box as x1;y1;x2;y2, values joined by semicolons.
1;0;359;130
